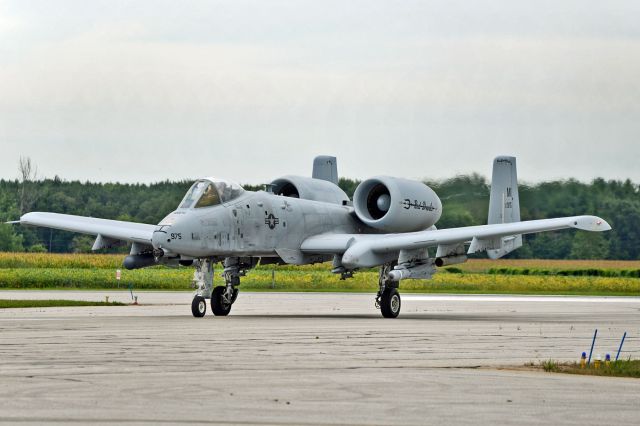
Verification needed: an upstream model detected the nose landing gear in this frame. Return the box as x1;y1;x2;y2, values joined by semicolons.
191;259;214;317
190;257;244;317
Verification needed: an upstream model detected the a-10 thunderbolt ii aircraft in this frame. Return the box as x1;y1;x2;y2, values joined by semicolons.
16;156;611;318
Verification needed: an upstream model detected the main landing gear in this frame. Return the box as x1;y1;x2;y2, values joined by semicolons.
190;258;241;317
375;262;401;318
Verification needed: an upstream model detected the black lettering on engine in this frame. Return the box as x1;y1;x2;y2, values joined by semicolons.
403;199;436;212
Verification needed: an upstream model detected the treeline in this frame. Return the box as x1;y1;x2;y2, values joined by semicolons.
0;175;638;260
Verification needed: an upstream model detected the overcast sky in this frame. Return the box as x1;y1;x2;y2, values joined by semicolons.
1;0;639;185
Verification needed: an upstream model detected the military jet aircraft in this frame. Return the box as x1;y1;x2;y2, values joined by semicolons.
16;156;611;318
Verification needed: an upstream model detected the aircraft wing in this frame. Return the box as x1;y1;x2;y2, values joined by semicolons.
301;215;611;268
17;212;156;246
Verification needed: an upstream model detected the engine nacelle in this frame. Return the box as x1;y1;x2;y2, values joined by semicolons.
353;176;442;232
270;175;349;205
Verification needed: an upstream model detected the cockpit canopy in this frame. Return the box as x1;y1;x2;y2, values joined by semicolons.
179;178;245;209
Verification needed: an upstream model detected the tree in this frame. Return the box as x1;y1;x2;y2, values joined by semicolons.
71;235;95;253
606;200;640;260
0;189;24;252
338;178;361;198
569;232;610;260
0;224;23;252
437;205;476;229
18;156;38;214
0;173;637;258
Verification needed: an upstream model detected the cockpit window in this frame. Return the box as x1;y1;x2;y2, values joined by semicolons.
195;183;221;208
179;181;207;209
214;181;245;203
179;179;245;209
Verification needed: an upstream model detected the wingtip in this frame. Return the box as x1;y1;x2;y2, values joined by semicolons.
571;216;612;232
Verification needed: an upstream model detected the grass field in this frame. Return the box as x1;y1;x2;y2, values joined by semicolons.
0;299;125;308
536;359;640;378
0;253;639;295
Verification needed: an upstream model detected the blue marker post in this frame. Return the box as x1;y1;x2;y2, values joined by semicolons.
587;329;598;366
615;332;627;362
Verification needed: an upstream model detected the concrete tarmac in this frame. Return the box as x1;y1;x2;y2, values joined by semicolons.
0;291;638;425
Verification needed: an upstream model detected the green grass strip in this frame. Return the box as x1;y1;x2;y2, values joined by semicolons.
539;359;640;378
0;299;126;308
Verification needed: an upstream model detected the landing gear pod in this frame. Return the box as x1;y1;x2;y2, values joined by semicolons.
123;254;156;270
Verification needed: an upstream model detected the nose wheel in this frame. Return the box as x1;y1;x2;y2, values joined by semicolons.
191;296;207;317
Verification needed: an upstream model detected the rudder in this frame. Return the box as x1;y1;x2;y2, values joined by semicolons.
312;155;339;185
487;156;522;258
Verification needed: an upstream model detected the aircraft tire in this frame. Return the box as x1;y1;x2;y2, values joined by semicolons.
211;286;232;316
380;288;401;318
191;296;206;317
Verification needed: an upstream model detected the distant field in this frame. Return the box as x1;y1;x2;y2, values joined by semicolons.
449;259;640;273
0;253;639;295
1;253;639;271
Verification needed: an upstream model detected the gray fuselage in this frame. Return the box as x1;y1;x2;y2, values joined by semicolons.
152;191;361;263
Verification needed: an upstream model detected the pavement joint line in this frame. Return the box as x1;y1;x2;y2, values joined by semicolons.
0;417;389;426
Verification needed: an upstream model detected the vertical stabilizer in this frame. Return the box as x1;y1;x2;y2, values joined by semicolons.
486;156;522;258
312;155;339;185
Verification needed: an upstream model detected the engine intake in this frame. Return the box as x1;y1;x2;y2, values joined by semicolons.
353;176;442;232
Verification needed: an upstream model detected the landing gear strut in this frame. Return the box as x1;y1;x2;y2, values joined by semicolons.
191;259;214;318
190;257;249;317
376;262;401;318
